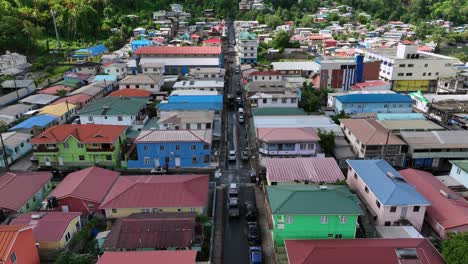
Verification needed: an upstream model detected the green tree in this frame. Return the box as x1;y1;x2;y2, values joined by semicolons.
271;30;291;51
55;252;96;264
264;14;283;28
331;110;350;124
318;130;336;156
442;232;468;264
301;16;314;27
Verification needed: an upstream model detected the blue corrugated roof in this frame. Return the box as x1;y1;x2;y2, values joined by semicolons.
168;95;223;103
10;114;57;130
347;160;430;206
74;44;107;56
93;75;117;82
158;102;222;111
377;113;426;120
336;94;412;104
132;39;151;45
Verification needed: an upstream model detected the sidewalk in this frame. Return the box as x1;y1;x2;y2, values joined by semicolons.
212;185;225;264
254;186;275;264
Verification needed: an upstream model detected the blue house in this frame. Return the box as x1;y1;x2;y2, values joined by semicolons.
335;94;413;114
126;129;212;169
70;44;108;63
158;95;223;112
131;39;152;52
10;114;58;135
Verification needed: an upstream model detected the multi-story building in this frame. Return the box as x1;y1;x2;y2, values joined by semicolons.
340;119;406;167
172;80;224;92
126;130;212;169
140;61;165;75
248;92;299;108
117;74;164;93
189;67;225;80
361;42;461;92
102;63;127;80
237;31;258;64
31;124;128;168
347;160;430;231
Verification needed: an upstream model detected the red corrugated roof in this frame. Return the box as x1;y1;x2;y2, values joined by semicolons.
100;175;209;209
401;40;414;45
249;71;282;76
96;251;197;264
108;89;152;98
103;213;196;250
38;86;72;95
135;46;221;55
266;158;344;183
49;167;120;203
0;225;33;262
0;172;52;211
31;124;127;144
257;128;319;143
309;35;324;40
352;80;388;89
400;169;468;230
53;94;92;105
285;239;445;264
11;212;81;242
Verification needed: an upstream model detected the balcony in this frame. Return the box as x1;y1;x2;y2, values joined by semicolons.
33;146;59;153
132;115;149;126
86;147;115;152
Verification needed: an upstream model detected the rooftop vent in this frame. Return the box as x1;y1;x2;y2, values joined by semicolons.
395;248;419;260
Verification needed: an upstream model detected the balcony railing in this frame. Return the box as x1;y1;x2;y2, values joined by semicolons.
33;146;59;152
86;147;115;152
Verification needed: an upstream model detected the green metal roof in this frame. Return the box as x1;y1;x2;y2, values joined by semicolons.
57;79;80;88
252;108;306;116
450;160;468;173
79;97;148;116
267;185;363;215
239;31;257;40
409;90;429;103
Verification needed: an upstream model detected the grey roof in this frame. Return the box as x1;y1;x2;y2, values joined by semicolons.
140;61;166;68
0;104;32;117
271;61;320;71
118;74;163;85
1;131;31;147
1;80;34;89
158;111;215;124
0;88;34;107
69;82;106;97
377;120;444;131
19;94;59;105
400;131;468;149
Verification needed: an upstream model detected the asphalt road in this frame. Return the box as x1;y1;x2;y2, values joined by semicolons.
221;21;258;264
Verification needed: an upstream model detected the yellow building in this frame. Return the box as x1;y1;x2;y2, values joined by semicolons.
392;80;431;92
39;102;77;123
100;175;209;218
10;212;81;251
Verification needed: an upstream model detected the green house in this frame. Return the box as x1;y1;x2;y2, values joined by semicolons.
266;185;363;246
31;124;128;169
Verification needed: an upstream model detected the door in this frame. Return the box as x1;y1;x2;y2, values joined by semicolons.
62;205;69;212
45;156;51;166
401;207;408;219
154;158;160;168
175;157;181;168
58;157;64;166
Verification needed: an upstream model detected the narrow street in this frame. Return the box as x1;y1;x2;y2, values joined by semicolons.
219;21;258;264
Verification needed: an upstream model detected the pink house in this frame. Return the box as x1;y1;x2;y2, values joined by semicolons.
346;160;430;231
400;169;468;239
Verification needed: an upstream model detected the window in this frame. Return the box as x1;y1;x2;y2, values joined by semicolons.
190;208;196;212
399;64;405;67
422;72;426;76
457;168;462;174
339;216;347;224
144;146;149;151
413;206;420;212
397;73;404;76
384;104;388;108
150;85;154;89
88;116;93;122
390;206;397;212
106;155;112;161
65;232;71;242
197;123;202;129
191;145;197;150
203;144;210;150
328;234;334;238
365;186;369;193
10;253;17;263
428;72;431;76
335;234;343;238
117;116;123;121
272;98;278;103
164;157;170;163
262;99;267;104
291;98;297;103
281;98;287;103
435;72;439;76
63;143;69;148
286;216;294;224
78;155;85;161
142;208;151;213
144;157;150;165
408;64;414;67
424;63;428;67
112;209;117;213
384;221;391;226
376;200;381;208
192;156;198;164
186;124;191;129
406;73;412;76
160;146;165;151
320;216;328;224
78;143;84;148
136;85;140;88
354;173;357;179
203;155;210;163
175;145;180;151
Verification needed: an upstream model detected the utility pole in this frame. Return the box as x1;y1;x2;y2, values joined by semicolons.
50;10;61;51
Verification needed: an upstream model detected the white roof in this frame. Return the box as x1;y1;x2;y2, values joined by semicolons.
140;57;219;67
271;61;320;71
170;90;219;96
253;115;342;135
173;80;224;89
424;94;468;103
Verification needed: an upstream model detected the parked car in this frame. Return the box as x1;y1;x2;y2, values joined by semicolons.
249;246;263;264
247;222;260;244
228;150;236;161
235;68;240;74
228;197;240;218
241;150;249;160
250;170;257;183
244;202;257;222
229;183;239;197
236;97;243;106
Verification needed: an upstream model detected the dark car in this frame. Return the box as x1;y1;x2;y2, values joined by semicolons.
247;222;260;244
249;170;257;183
245;202;257;222
249;246;263;264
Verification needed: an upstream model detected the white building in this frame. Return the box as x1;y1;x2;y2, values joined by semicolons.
327;90;396;108
361;43;461;92
118;74;164;93
237;31;258;64
140;61;165;75
0;51;29;76
189;67;225;80
449;160;468;189
249;91;298;108
103;63;127;80
249;71;282;82
158;110;215;130
172;80;224;92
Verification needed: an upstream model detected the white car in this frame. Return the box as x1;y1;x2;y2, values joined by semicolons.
228;150;236;161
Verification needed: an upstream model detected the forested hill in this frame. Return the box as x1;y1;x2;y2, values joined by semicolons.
0;0;237;54
269;0;467;25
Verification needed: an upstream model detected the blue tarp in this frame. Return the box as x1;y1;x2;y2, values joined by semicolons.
10;114;57;130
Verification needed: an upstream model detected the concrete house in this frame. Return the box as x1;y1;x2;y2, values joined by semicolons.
10;212;81;251
237;31;258;64
334;94;413;114
126;130;212;169
158;111;215;130
267;185;363;246
118;74;164;93
0;131;32;168
140;61;165;74
346;160;430;231
99;175;209;218
449;160;468;189
103;63;127;80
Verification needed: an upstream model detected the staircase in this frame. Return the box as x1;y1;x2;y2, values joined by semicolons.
276;246;288;264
